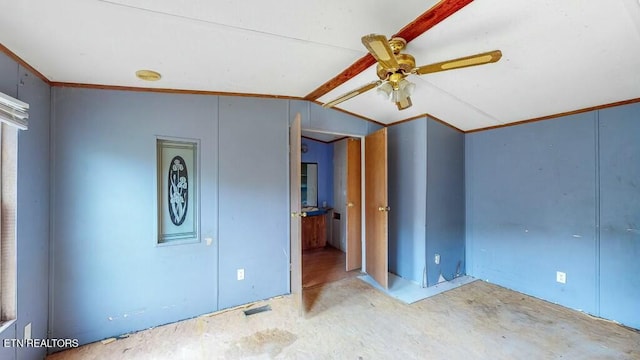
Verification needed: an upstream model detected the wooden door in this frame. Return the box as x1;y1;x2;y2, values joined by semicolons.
365;128;389;289
289;113;302;314
346;138;362;271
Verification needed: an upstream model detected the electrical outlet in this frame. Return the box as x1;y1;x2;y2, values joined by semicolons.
556;271;566;284
434;254;440;265
237;268;245;281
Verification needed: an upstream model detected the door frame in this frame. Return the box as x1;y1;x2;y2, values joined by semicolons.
298;129;368;271
290;114;302;314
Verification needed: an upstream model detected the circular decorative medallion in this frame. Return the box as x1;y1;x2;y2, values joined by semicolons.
168;156;188;225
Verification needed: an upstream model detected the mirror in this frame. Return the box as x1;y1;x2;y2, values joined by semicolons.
301;162;318;207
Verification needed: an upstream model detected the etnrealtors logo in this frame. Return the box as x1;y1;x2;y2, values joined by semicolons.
3;338;79;348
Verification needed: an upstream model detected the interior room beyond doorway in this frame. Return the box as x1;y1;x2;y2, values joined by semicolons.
300;131;362;288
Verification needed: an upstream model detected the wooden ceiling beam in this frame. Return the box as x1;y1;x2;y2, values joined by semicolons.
304;0;473;101
392;0;473;43
303;56;376;101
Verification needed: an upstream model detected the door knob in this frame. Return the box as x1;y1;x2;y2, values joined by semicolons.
378;206;391;212
291;212;297;218
301;212;307;217
347;202;355;207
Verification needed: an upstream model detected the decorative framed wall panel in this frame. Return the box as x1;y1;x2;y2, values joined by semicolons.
157;138;199;244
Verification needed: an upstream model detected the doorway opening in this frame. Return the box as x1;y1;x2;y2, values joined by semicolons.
299;130;364;289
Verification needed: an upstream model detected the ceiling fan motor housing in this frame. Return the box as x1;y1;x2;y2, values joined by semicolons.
388;37;407;54
376;53;416;80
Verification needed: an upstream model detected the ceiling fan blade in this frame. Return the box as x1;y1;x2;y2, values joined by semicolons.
413;50;502;75
362;34;399;71
322;80;382;108
396;96;412;110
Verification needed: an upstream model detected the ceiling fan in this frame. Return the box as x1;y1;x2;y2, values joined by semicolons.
323;34;502;111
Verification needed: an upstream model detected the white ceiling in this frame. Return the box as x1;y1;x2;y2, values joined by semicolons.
2;0;640;131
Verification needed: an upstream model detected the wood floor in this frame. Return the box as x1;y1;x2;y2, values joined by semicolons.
302;245;360;288
48;277;640;359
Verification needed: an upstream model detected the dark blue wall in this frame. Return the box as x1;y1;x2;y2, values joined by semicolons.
0;52;51;360
301;138;334;208
466;107;639;328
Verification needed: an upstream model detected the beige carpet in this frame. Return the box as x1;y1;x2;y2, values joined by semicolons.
48;277;640;359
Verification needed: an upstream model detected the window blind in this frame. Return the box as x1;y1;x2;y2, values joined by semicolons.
0;92;29;130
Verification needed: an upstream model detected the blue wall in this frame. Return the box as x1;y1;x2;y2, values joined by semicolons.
426;119;465;286
50;88;220;345
48;90;375;347
0;52;51;360
388;119;427;284
301;138;334;208
217;97;289;309
598;104;640;329
466;107;639;328
388;117;465;286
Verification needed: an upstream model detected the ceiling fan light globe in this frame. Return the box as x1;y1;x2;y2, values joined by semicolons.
376;82;393;100
394;89;412;103
391;79;414;103
398;79;415;95
391;90;402;103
